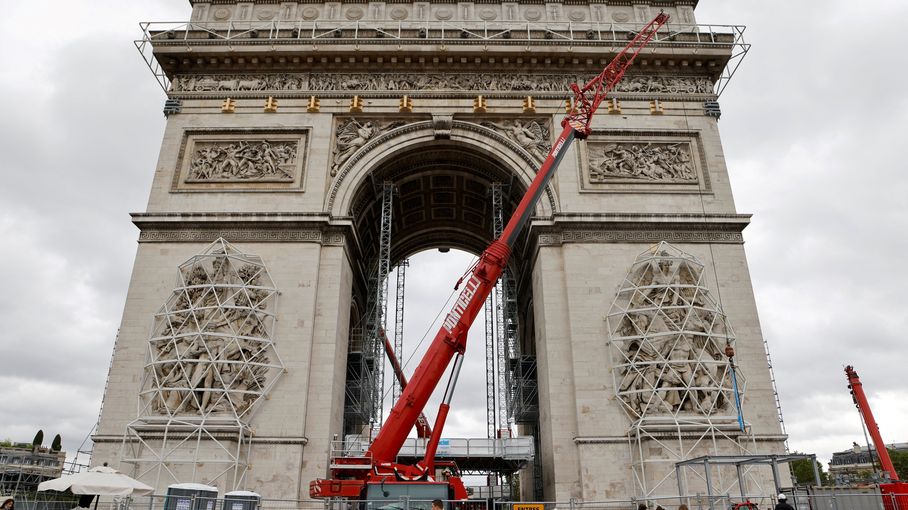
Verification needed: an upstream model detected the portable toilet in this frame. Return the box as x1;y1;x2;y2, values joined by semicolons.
224;491;261;510
165;483;219;510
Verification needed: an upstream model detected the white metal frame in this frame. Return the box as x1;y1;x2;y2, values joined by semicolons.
135;20;749;95
606;242;764;499
120;238;285;490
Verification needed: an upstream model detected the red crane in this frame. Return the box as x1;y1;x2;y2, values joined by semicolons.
845;366;907;510
310;11;670;503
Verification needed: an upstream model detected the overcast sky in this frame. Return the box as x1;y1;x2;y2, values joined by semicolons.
0;0;906;481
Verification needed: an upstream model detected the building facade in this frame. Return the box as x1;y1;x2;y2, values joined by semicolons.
92;0;788;502
0;444;66;496
830;442;908;485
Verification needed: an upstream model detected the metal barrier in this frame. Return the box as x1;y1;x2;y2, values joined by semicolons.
14;491;906;510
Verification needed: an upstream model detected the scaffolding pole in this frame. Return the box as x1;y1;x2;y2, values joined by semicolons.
484;293;497;438
491;183;514;433
371;182;394;425
392;259;408;405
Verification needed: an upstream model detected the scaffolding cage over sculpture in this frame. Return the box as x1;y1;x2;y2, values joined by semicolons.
607;242;765;500
120;238;285;490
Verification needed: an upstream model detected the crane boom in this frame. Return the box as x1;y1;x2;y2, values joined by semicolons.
845;365;900;481
311;11;669;500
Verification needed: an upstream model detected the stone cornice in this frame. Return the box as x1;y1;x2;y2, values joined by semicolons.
528;212;751;246
132;212;350;244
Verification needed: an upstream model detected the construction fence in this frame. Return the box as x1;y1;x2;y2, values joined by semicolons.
5;492;908;510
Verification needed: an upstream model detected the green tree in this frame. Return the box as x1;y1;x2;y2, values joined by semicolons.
51;434;62;452
32;429;44;447
789;454;829;486
888;449;908;480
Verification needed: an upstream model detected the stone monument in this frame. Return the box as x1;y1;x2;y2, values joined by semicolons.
92;0;786;502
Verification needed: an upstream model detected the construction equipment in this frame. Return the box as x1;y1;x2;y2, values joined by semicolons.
845;365;908;509
309;11;671;504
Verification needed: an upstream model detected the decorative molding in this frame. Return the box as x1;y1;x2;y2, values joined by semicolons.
169;72;714;98
530;214;751;247
171;74;307;92
537;230;744;245
138;229;325;243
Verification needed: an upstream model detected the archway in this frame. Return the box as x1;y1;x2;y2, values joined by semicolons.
338;129;548;497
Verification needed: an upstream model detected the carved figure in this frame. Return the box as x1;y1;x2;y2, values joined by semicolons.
589;143;696;183
170;72;713;95
481;120;551;161
187;140;297;182
331;119;406;176
332;119;376;176
609;243;736;418
143;240;283;419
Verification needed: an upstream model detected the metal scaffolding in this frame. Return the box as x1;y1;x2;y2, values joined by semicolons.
491;183;511;433
392;259;408;406
120;238;285;490
136;20;749;97
344;183;395;433
484;293;497;438
606;242;760;499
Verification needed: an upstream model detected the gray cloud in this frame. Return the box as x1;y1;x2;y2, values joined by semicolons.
696;1;908;463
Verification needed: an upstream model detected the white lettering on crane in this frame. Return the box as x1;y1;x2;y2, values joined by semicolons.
442;275;481;333
551;138;566;158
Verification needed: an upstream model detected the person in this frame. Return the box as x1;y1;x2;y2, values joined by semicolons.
1;499;14;510
678;505;689;510
431;500;444;510
637;505;647;510
774;493;794;510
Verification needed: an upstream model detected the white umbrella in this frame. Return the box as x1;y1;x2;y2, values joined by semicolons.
38;466;154;497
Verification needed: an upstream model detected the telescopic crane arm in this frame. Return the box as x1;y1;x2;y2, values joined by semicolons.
310;11;669;500
846;365;900;481
367;11;669;468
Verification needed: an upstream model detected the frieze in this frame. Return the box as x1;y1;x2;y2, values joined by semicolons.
171;74;308;92
169;72;714;96
174;131;308;191
588;142;696;183
138;229;326;243
188;140;299;182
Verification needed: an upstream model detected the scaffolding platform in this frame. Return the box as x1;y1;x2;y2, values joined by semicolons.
336;436;534;474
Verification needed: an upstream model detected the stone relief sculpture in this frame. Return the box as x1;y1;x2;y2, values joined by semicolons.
606;242;740;419
588;142;696;182
332;118;406;176
187;140;298;182
170;73;307;92
481;120;551;161
140;239;285;421
170;73;713;95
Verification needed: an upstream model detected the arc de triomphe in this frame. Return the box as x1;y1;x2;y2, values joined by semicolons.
92;0;787;502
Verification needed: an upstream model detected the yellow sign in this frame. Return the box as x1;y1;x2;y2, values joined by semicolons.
514;504;544;510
